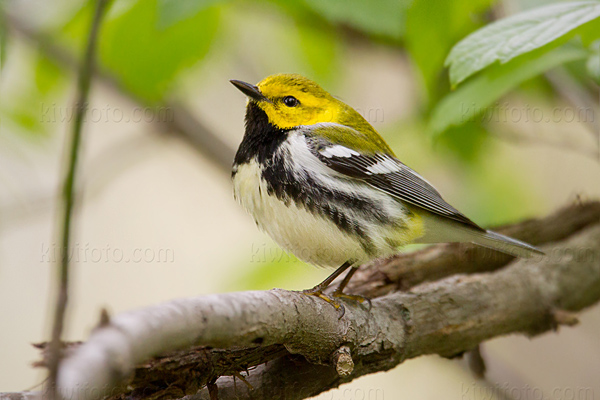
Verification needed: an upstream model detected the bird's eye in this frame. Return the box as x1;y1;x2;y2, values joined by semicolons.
282;96;299;107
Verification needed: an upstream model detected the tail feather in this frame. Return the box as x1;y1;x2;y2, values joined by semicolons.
415;211;544;258
470;229;544;258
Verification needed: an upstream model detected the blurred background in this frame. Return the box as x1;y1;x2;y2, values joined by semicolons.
0;0;599;398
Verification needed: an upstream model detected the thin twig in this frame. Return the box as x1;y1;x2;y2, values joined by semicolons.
545;68;600;140
466;345;486;379
488;123;599;161
46;0;111;397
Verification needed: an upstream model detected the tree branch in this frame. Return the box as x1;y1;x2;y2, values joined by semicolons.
16;202;595;400
195;222;600;399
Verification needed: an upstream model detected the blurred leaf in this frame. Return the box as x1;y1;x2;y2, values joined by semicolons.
231;257;301;291
464;157;543;226
446;1;600;87
431;45;587;135
1;88;49;138
99;0;220;102
59;0;95;50
3;107;41;132
296;22;339;83
572;14;600;45
436;120;489;163
0;48;70;138
157;0;226;28
228;249;325;292
34;54;67;94
299;0;410;40
587;39;600;83
406;0;494;103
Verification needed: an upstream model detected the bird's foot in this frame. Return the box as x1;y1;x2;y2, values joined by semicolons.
301;287;346;319
332;291;372;312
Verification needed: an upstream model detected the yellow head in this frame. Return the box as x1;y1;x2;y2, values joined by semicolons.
231;74;344;129
231;74;393;155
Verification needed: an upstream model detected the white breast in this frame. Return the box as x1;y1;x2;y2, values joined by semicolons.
232;159;371;267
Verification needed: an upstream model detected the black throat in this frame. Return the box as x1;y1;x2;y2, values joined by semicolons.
233;102;289;171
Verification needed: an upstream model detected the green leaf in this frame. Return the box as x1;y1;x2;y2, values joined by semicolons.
463;158;542;226
573;13;600;45
0;47;69;138
1;87;50;138
436;121;489;163
59;0;95;51
157;0;226;28
296;22;340;84
587;39;600;83
34;54;67;94
300;0;411;40
227;248;324;292
406;0;494;103
230;256;302;291
446;1;600;87
431;45;587;135
99;0;220;102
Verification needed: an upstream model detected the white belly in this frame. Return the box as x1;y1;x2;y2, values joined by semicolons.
232;160;370;267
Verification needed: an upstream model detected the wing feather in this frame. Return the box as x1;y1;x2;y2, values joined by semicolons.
305;131;483;230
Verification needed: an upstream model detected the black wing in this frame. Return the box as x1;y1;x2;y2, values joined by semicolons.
308;136;484;230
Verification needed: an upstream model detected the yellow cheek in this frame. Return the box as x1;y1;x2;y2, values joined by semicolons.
258;103;339;129
309;108;338;125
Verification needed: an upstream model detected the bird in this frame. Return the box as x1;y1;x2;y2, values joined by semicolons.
230;73;542;310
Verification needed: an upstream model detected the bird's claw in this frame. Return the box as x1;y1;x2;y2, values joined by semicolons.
301;288;372;319
333;291;372;312
301;289;346;319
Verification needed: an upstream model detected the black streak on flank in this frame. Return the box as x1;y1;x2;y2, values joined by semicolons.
261;148;388;256
262;150;388;224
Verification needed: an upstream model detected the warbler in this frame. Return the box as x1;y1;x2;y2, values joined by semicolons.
230;73;542;306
